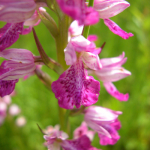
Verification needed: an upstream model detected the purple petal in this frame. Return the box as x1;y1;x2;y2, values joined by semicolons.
74;122;88;139
98;119;121;145
0;23;23;51
98;129;120;145
0;79;18;97
0;49;34;63
74;122;95;141
94;0;130;19
51;59;100;109
104;19;133;39
22;26;32;35
61;135;92;150
57;0;85;22
57;0;99;25
103;82;129;101
0;60;36;80
84;7;99;25
87;35;98;42
0;0;36;23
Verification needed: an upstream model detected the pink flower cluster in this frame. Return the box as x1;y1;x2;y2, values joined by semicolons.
57;0;133;39
0;0;133;149
0;1;46;97
44;106;121;149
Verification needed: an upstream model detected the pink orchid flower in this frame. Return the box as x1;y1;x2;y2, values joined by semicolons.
44;125;100;150
0;8;45;51
0;49;36;97
51;20;101;109
57;0;99;25
84;106;122;145
44;125;68;150
93;0;133;39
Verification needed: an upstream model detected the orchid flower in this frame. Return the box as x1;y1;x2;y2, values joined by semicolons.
93;0;133;39
0;8;46;51
93;52;131;101
84;106;122;145
52;20;101;109
44;125;100;150
0;49;36;97
57;0;99;25
44;125;68;150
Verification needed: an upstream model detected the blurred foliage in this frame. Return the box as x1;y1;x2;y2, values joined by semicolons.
0;0;150;150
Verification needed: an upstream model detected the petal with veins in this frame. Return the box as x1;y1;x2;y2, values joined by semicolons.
51;59;100;109
94;0;130;19
0;0;36;23
101;52;126;67
0;23;23;51
0;79;18;97
95;67;131;82
0;49;34;64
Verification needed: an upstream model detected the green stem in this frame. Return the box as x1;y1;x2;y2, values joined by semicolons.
88;0;94;7
82;0;95;38
55;14;70;131
55;15;70;70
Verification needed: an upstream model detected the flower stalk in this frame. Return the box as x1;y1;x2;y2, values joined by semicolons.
82;0;95;38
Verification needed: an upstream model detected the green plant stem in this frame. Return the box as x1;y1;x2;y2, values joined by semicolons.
88;0;94;6
55;14;70;131
55;15;70;70
82;0;95;38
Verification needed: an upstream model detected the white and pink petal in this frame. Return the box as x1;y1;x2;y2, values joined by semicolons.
0;0;36;23
64;43;77;66
95;67;131;82
0;49;34;64
69;20;83;37
101;52;126;68
82;52;102;70
94;0;130;19
0;60;36;80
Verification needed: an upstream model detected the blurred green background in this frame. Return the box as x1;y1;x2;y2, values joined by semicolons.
0;0;150;149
